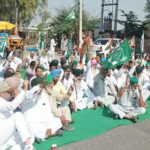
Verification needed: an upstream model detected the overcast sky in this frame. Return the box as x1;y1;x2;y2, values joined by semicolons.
31;0;147;29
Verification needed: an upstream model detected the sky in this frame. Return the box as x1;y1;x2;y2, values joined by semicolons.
32;0;147;29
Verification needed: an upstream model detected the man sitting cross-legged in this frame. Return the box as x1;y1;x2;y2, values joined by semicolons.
109;76;146;123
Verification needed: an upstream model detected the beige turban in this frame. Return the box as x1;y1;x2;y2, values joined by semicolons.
5;76;21;89
0;81;11;93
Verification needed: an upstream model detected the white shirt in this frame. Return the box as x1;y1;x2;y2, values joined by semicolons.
50;39;57;51
10;57;22;71
0;91;25;119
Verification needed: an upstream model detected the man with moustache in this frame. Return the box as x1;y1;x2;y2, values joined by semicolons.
73;69;97;110
86;59;99;91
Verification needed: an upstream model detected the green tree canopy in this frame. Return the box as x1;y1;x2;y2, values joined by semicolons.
118;10;143;37
0;0;48;26
50;7;100;45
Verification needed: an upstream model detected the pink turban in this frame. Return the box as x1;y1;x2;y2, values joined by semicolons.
91;59;97;66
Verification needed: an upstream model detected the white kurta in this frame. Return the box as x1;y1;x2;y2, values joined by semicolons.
20;87;62;139
49;38;57;59
86;68;99;90
10;57;22;71
109;88;146;119
74;79;96;110
139;71;150;100
62;74;74;91
40;56;49;70
0;91;32;149
96;75;117;107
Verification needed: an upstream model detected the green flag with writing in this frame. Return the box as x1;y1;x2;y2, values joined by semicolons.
103;40;132;69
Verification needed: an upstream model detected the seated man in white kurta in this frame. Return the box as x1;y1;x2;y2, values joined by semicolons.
86;59;99;92
109;76;146;123
20;77;63;141
74;69;97;110
136;64;150;100
0;80;35;150
93;68;117;107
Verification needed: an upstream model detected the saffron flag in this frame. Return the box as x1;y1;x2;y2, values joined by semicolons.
103;40;132;69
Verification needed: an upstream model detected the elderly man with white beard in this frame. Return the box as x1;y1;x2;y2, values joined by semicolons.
86;59;99;92
73;69;97;110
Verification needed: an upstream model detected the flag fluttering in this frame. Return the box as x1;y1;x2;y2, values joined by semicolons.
103;40;132;69
65;10;76;21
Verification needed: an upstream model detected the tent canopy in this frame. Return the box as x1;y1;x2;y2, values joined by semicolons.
0;21;16;30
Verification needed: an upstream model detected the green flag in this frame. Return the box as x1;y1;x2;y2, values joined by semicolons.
0;42;5;53
103;40;132;69
65;10;76;21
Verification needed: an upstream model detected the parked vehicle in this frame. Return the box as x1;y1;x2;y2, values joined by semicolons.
90;38;121;57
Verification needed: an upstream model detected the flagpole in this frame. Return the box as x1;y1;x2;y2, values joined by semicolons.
79;0;82;48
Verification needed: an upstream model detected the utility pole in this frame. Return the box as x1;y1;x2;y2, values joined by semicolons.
114;0;119;35
101;0;119;35
15;0;18;35
79;0;82;48
101;0;105;25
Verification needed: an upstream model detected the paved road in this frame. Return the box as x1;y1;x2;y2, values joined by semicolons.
58;119;150;150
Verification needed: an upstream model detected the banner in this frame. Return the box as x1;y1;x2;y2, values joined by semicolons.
103;40;132;69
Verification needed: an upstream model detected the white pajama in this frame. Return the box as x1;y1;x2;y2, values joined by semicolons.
109;104;146;119
75;80;96;110
21;89;62;139
0;91;33;149
0;112;32;149
109;88;146;119
97;96;116;107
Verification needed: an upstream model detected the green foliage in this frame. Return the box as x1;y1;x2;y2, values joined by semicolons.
144;0;150;29
145;0;150;20
50;7;100;44
118;10;143;37
0;0;48;26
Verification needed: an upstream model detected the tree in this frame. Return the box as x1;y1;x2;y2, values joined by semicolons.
144;0;150;29
117;10;143;37
50;7;100;46
0;0;48;26
145;0;150;20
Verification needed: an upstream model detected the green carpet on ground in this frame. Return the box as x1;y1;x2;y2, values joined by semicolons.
34;98;150;150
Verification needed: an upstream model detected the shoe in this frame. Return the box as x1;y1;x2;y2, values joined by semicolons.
131;116;137;123
63;124;74;131
35;137;42;143
55;129;63;136
113;114;119;120
24;145;36;150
